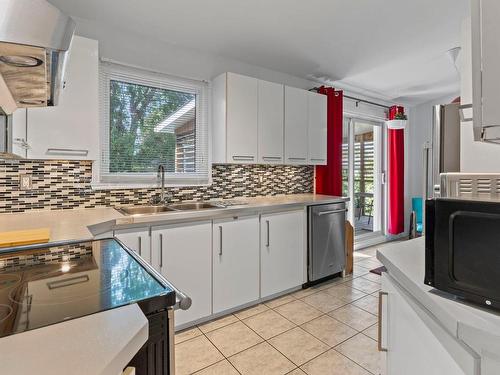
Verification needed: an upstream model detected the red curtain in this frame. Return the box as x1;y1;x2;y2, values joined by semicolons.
387;106;405;235
315;87;343;196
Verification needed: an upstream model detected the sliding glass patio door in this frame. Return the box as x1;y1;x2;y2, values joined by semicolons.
342;117;385;239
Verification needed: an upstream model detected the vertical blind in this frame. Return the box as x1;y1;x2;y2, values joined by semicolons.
99;62;209;186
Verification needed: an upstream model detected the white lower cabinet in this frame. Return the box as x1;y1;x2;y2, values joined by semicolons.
213;215;260;314
260;210;304;298
381;273;474;375
112;209;307;327
114;227;151;265
151;222;212;327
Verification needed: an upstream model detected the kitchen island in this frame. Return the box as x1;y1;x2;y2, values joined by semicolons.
377;238;500;375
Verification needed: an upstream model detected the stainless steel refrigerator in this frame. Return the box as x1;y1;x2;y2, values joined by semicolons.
423;103;461;200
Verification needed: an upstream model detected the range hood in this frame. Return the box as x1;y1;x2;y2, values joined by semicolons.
0;0;75;114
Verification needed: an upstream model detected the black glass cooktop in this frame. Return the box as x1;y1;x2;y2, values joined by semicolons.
0;238;175;338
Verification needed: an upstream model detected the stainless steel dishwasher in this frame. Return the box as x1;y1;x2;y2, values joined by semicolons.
308;202;346;282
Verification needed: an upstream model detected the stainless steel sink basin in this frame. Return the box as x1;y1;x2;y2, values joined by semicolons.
118;205;177;215
167;202;223;211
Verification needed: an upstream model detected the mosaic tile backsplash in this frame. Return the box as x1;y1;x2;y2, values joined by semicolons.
0;160;314;213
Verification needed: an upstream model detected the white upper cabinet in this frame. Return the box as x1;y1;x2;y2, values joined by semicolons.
26;36;99;160
258;80;284;163
470;0;500;143
284;86;309;164
213;72;326;165
308;91;327;165
213;72;258;163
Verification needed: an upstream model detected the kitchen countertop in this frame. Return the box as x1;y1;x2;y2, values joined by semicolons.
0;207;122;242
111;193;348;227
377;238;500;363
0;194;347;242
0;303;148;375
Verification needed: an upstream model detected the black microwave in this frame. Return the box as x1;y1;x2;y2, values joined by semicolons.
425;198;500;311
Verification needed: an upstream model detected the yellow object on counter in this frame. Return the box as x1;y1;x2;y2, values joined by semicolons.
0;228;51;248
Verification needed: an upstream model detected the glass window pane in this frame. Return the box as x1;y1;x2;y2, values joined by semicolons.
109;80;196;174
354;122;374;234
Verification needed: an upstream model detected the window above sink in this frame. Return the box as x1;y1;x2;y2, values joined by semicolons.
95;62;210;189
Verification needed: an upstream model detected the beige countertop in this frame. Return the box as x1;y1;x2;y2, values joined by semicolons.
0;194;347;243
0;304;148;375
112;193;347;227
0;207;123;242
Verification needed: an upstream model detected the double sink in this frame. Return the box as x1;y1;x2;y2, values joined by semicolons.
118;201;225;216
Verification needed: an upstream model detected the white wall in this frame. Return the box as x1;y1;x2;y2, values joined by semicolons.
407;94;458;199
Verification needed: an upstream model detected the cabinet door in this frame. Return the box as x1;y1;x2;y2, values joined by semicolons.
258;80;284;164
474;0;500;130
261;210;304;298
114;227;151;265
226;73;258;163
213;215;260;314
308;91;327;165
381;274;472;375
152;222;212;327
26;36;99;160
284;86;308;164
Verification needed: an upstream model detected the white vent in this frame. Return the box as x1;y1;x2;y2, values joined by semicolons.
442;173;500;201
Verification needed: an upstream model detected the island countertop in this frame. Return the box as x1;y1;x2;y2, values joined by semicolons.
0;304;148;375
377;238;500;364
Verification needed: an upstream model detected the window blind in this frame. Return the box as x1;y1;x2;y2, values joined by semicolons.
98;62;210;187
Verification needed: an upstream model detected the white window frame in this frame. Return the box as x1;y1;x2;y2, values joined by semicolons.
93;61;211;189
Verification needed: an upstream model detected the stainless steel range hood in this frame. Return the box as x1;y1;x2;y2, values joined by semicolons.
0;0;75;114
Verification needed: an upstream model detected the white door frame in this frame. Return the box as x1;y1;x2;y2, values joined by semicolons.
344;115;387;241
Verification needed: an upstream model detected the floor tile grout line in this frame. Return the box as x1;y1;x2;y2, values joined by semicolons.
294;331;378;375
331;346;378;375
239;312;299;341
325;311;378;334
189;357;243;375
261;323;333;369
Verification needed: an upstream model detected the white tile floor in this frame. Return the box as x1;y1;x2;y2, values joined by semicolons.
175;246;384;375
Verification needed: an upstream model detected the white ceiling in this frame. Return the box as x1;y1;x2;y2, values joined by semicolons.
48;0;469;105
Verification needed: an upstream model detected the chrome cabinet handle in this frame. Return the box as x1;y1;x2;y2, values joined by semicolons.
459;104;473;122
317;209;347;216
138;236;142;256
288;157;306;161
378;291;388;352
46;148;89;156
266;220;270;247
218;226;223;256
159;233;163;268
310;158;325;162
232;155;255;161
263;156;282;160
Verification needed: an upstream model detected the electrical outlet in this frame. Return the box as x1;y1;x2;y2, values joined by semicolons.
19;174;32;190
